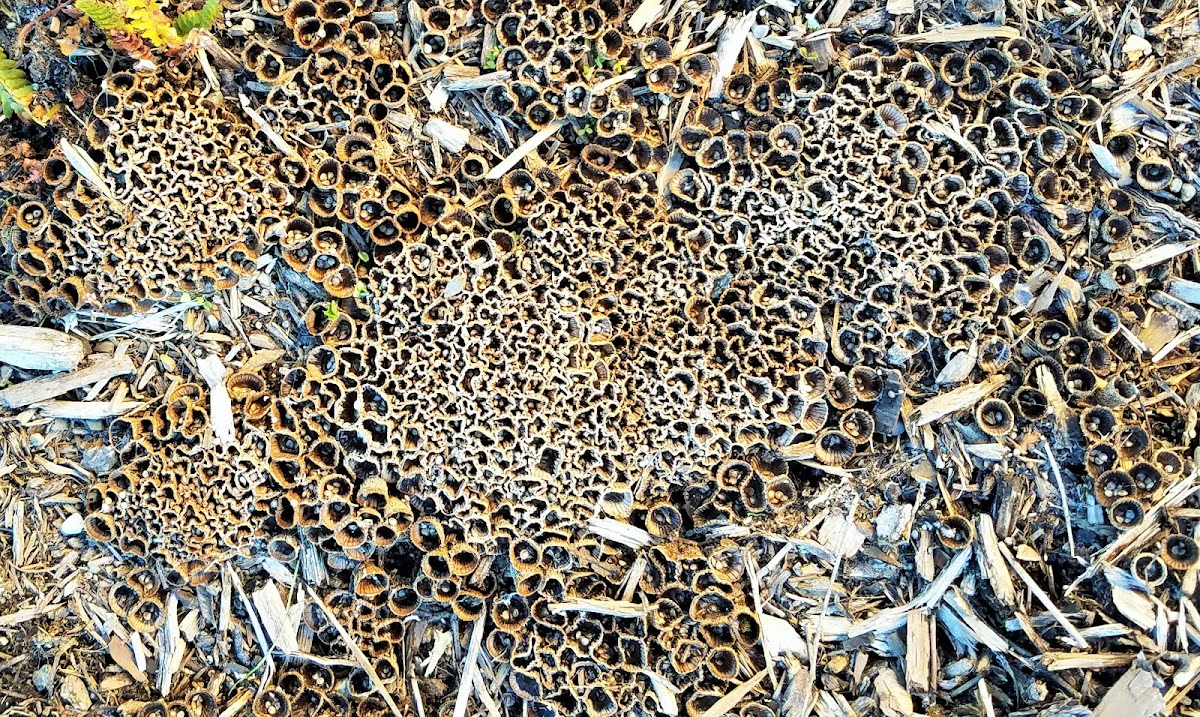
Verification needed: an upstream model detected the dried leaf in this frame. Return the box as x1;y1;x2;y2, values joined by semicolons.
109;635;147;683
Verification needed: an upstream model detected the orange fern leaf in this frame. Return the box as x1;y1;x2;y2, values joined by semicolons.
107;29;155;60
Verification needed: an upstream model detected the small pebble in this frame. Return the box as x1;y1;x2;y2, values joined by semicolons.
61;513;85;536
32;663;53;693
81;446;117;474
59;674;92;711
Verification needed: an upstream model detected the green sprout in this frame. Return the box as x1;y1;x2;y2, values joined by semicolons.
483;46;500;70
353;282;369;299
186;292;214;311
323;300;340;321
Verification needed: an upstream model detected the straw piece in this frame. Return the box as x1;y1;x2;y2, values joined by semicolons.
696;668;770;717
895;24;1021;43
452;616;485;717
305;586;404;716
485;122;566;180
549;597;646;618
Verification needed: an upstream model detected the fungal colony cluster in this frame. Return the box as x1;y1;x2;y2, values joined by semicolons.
2;0;1198;713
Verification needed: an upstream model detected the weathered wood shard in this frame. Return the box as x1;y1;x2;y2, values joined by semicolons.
0;325;88;372
0;353;134;409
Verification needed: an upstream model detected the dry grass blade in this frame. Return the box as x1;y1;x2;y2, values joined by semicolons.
1123;242;1199;271
452;616;486;717
999;543;1089;649
1042;442;1077;558
628;0;664;32
591;69;641;94
643;671;680;716
251;581;298;653
708;14;756;100
157;594;183;696
587;517;659;549
548;597;646;618
696;667;770;717
443;70;511;91
485;122;566;180
894;24;1021;43
305;585;404;716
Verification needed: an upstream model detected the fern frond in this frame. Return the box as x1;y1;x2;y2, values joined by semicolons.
0;47;36;122
75;0;127;32
172;0;220;36
123;0;180;46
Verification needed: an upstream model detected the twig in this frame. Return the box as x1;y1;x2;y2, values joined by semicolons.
999;543;1090;649
452;616;485;717
0;353;134;409
34;399;145;420
1042;441;1077;559
14;1;71;50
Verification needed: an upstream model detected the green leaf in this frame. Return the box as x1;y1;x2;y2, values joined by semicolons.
172;0;220;35
323;300;340;321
